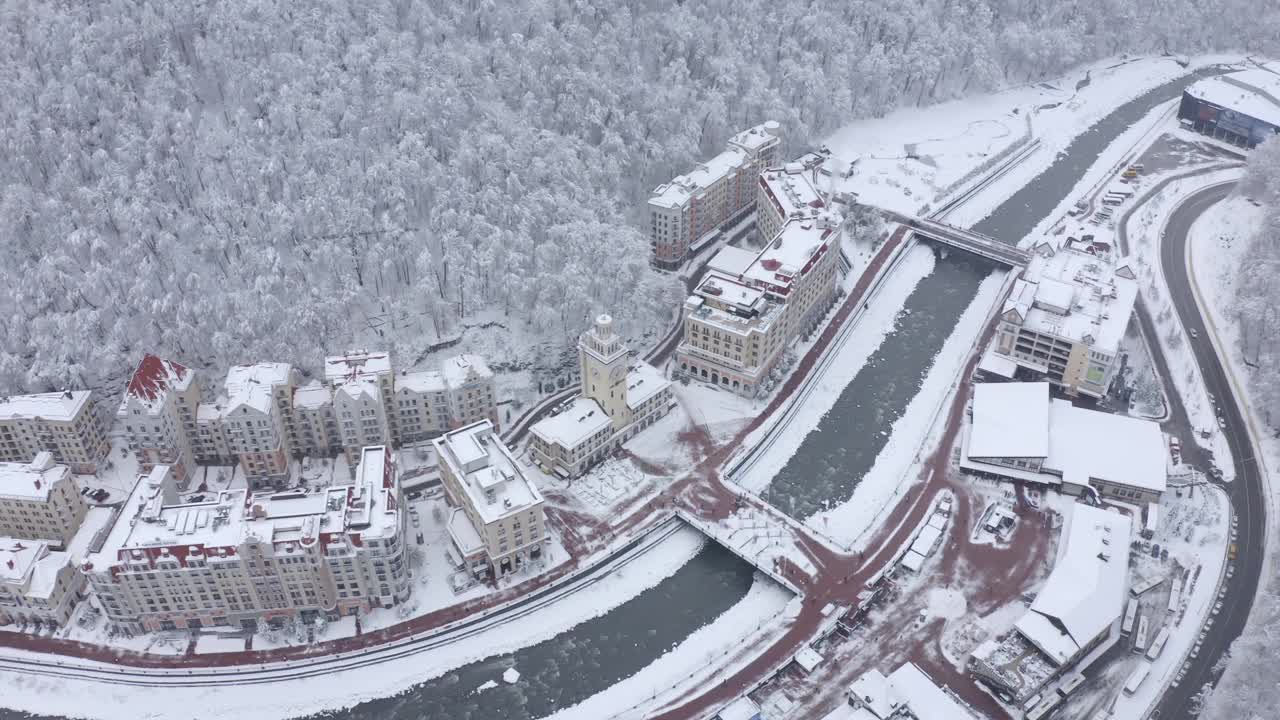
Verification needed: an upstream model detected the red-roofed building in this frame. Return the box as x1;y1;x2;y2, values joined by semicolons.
118;354;201;488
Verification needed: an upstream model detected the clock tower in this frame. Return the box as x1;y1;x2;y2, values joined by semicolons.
579;314;632;429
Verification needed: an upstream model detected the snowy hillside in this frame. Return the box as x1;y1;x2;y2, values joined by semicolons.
1;0;1277;393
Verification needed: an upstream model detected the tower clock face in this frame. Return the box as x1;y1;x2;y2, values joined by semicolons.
610;365;626;382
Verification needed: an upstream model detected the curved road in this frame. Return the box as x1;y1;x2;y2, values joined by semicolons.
1150;182;1267;719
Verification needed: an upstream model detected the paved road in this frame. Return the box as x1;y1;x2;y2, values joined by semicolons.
1149;182;1267;719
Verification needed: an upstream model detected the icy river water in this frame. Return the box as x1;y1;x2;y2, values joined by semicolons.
0;68;1222;720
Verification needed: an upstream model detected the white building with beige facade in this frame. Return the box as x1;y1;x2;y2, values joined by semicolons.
84;448;408;635
119;354;202;487
985;236;1137;399
676;213;842;396
529;315;674;479
648;122;783;269
433;420;546;579
221;362;297;488
0;538;86;628
0;391;110;474
0;537;86;628
0;452;87;548
756;163;825;245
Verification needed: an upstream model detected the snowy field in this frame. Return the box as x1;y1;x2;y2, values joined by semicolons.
829;55;1244;225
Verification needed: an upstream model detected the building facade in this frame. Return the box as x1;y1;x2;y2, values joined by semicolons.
433;420;546;579
0;391;110;475
529;315;674;478
1179;69;1280;148
0;538;86;628
0;453;86;547
756;163;825;246
118;354;201;487
291;381;341;458
989;237;1136;399
85;450;408;635
676;214;842;396
648;122;783;269
221;363;297;488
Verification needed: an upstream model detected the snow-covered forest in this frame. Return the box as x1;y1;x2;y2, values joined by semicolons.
1203;137;1280;719
2;1;1277;392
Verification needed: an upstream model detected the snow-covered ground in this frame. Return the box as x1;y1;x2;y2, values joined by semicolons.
0;525;711;720
828;55;1244;227
1123;165;1245;474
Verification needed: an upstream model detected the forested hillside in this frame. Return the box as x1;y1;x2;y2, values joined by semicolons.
2;0;1276;392
1203;137;1280;719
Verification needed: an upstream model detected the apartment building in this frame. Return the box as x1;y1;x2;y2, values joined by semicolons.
433;420;545;579
756;164;825;246
0;391;110;474
397;354;498;445
529;315;673;478
0;538;86;628
0;453;86;548
987;236;1137;399
648;122;783;269
221;363;297;488
84;450;408;635
291;381;341;458
676;214;842;396
119;354;201;487
325;352;397;459
194;399;233;465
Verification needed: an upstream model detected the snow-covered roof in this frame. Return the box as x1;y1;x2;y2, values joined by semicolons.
446;507;484;557
847;663;978;719
529;397;613;451
292;381;332;410
968;382;1051;458
1015;503;1131;665
333;375;381;404
441;354;493;388
742;217;836;293
324;351;392;384
625;362;670;411
727;121;781;153
0;453;70;502
0;390;92;422
0;537;47;585
196;400;225;422
1018;241;1138;354
760;165;824;219
966;383;1166;494
399;371;446;395
717;696;762;720
88;451;400;570
977;349;1018;378
649;147;748;209
696;272;766;312
1047;399;1167;493
433;420;542;525
119;354;193;414
223;363;292;415
707;246;759;277
1185;69;1280;129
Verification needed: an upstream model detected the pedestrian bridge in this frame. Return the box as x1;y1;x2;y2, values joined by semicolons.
674;480;845;596
879;210;1030;268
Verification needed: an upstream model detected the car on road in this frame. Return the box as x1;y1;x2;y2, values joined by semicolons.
1229;543;1238;560
1218;416;1227;429
1189;328;1198;339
